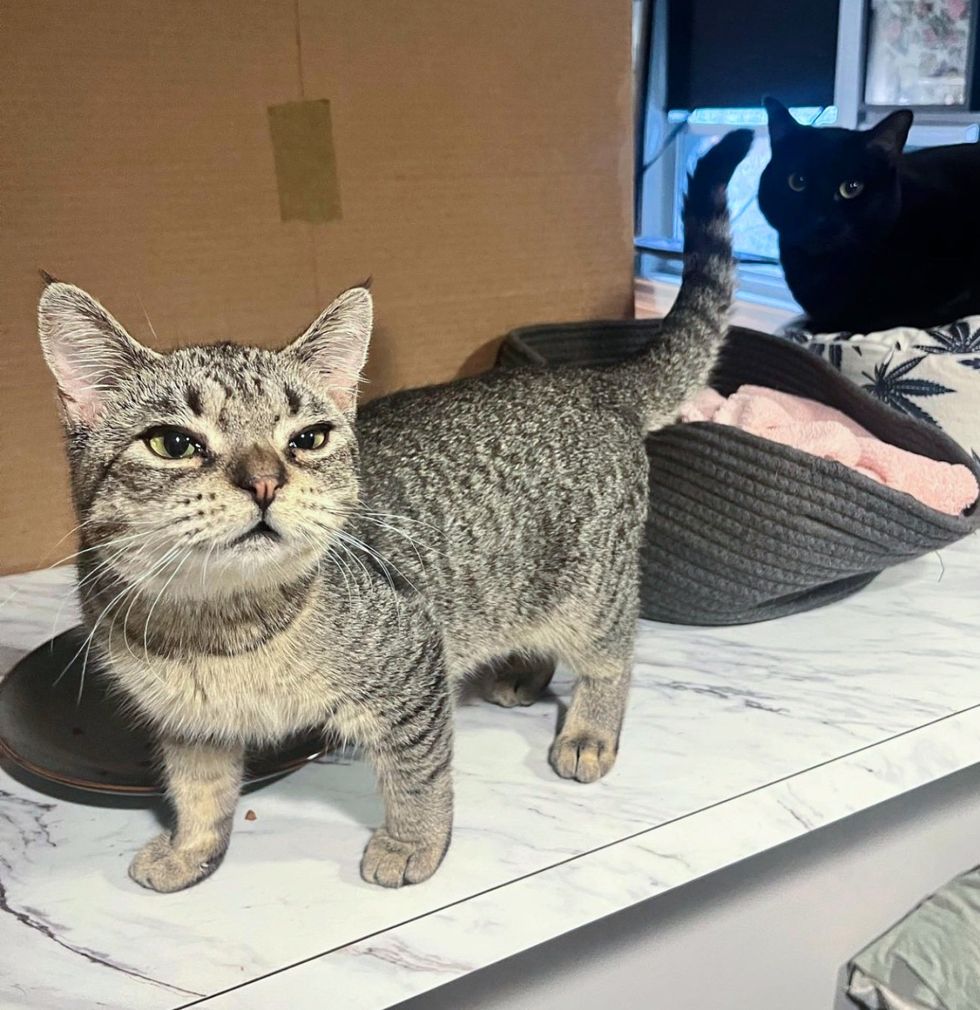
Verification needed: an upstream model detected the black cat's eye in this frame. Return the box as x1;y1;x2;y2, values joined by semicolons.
787;172;807;192
838;179;864;199
144;427;204;461
289;425;331;452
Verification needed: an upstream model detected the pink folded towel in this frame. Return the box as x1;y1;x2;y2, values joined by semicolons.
679;385;978;516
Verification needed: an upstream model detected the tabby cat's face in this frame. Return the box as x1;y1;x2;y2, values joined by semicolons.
758;99;912;252
38;282;373;597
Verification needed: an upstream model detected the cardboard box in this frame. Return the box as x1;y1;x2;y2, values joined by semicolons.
0;1;633;575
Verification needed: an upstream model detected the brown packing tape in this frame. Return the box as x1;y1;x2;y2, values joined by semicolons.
267;99;342;223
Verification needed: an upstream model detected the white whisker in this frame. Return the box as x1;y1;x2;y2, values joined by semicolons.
334;528;418;595
142;548;195;664
57;544;181;700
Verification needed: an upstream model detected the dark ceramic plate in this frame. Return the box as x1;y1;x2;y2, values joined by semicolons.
0;627;328;796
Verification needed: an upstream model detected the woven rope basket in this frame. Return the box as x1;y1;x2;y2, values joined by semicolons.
498;321;980;626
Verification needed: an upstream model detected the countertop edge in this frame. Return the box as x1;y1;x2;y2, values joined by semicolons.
184;702;980;1009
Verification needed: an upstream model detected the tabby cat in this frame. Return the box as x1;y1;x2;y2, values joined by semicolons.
759;97;980;332
37;129;752;892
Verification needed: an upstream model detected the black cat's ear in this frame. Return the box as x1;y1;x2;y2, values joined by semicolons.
763;97;798;145
866;110;913;159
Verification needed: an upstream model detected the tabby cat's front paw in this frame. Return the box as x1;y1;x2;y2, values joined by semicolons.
360;827;449;888
549;731;618;783
128;832;225;892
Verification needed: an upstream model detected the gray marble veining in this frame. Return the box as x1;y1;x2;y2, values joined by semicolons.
1;540;979;1009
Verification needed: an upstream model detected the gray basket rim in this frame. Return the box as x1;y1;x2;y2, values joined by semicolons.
499;319;980;525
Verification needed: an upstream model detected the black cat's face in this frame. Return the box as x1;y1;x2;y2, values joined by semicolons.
758;100;912;253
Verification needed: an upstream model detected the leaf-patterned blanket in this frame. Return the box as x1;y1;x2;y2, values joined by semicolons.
784;317;980;469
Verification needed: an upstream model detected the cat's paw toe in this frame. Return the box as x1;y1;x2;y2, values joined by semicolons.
128;833;223;893
482;678;540;708
549;733;617;783
481;658;554;709
360;828;448;888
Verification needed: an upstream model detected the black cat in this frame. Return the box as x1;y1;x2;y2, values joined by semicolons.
759;97;980;333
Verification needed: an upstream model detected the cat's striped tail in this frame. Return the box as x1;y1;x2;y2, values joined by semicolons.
626;128;753;428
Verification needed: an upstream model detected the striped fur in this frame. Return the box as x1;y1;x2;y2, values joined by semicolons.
619;128;753;428
37;133;751;892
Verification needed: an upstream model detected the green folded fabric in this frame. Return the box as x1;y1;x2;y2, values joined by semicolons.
848;865;980;1010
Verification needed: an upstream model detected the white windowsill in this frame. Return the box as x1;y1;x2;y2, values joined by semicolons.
635;275;800;334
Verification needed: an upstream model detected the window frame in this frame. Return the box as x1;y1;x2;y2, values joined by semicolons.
635;0;980;313
862;0;980;113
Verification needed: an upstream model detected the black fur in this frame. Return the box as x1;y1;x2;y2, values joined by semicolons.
759;98;980;332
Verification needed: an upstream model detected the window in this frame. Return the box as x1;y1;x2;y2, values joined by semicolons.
635;0;980;307
865;0;974;108
664;108;839;263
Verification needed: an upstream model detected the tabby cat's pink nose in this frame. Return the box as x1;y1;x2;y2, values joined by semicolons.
247;476;281;508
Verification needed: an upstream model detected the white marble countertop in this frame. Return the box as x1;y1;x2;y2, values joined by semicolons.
2;539;980;1010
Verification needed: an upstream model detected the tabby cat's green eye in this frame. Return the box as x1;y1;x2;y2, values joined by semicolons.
838;179;864;199
788;172;807;192
289;426;330;451
146;428;201;460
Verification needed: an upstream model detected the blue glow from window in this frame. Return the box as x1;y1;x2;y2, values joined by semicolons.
667;106;838;127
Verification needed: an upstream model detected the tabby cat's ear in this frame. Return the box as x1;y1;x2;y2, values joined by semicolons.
866;110;913;160
763;97;798;146
284;286;373;414
37;280;160;427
